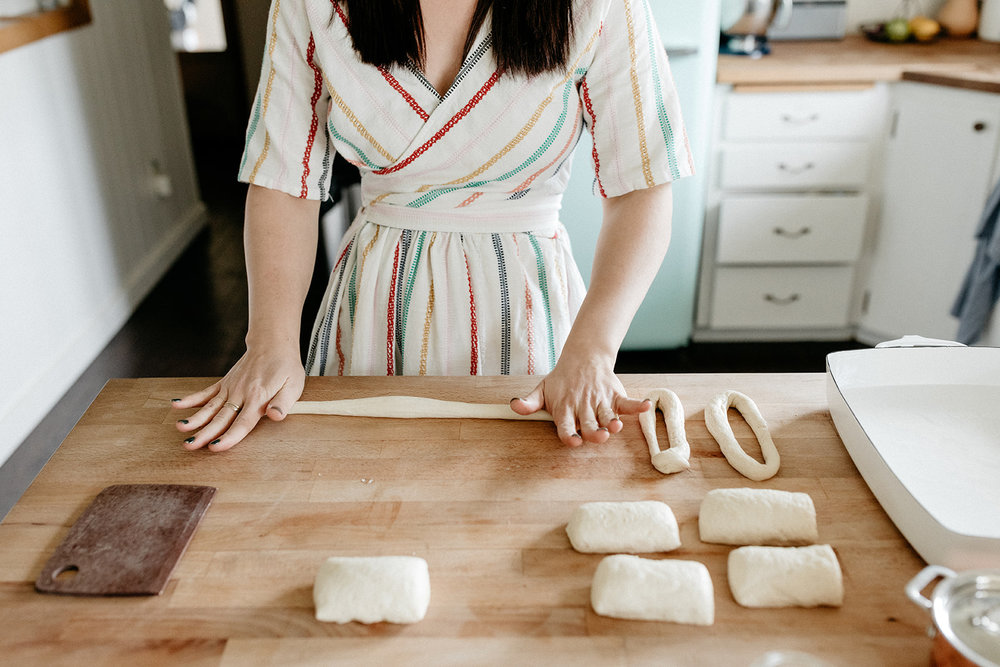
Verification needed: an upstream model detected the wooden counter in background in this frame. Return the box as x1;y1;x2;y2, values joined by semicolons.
0;0;90;55
0;375;930;665
718;34;1000;93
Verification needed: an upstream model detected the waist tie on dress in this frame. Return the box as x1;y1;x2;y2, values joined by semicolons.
359;202;563;234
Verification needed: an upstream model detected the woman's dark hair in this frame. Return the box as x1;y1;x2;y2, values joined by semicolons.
336;0;575;76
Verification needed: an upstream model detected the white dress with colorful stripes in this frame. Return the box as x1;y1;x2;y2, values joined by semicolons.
239;0;693;377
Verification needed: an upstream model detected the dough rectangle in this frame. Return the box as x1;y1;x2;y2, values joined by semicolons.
699;487;818;546
590;555;714;625
728;544;844;608
566;501;681;553
313;556;430;624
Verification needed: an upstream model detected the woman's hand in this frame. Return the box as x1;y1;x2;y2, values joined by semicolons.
511;184;673;446
174;185;319;452
510;354;651;447
172;344;305;452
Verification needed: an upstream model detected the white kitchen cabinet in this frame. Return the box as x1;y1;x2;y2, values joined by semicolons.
695;84;889;340
855;82;1000;346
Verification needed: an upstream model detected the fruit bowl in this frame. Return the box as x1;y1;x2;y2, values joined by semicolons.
860;18;941;43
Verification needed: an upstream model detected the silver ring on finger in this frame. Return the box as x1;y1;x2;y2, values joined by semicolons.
223;401;242;412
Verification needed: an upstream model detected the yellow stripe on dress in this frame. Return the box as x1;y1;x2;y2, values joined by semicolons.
249;0;282;182
324;75;395;163
418;232;439;375
623;0;655;188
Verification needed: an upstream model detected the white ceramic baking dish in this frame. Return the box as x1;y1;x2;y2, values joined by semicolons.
826;340;1000;571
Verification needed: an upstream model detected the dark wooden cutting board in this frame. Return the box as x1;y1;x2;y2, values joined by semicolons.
35;484;215;596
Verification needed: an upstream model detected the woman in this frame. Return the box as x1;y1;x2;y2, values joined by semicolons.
174;0;692;451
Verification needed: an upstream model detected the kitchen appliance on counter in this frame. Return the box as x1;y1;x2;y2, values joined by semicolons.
768;0;847;41
720;0;793;56
827;341;1000;572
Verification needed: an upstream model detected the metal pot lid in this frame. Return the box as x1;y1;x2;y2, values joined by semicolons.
933;570;1000;666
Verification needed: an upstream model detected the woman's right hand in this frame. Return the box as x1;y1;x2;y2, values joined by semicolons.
172;343;305;452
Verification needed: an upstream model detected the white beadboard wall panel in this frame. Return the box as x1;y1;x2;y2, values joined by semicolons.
0;0;205;465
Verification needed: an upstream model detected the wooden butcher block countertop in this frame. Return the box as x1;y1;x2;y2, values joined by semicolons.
718;34;1000;93
0;375;931;666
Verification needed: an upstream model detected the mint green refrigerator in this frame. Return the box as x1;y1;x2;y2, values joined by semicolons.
561;0;720;349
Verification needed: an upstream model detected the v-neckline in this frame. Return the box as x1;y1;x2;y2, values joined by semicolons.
407;12;492;103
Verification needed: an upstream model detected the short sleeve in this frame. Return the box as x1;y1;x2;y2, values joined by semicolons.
578;0;694;198
238;0;334;201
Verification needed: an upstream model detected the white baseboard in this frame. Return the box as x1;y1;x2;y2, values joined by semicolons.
0;202;207;467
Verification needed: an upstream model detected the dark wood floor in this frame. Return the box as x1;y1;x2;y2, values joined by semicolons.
0;162;868;518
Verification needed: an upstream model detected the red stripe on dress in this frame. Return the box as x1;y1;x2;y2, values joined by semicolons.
386;241;401;376
336;319;345;376
379;67;430;122
580;77;607;199
464;250;479;375
375;68;503;176
301;33;324;198
331;0;348;27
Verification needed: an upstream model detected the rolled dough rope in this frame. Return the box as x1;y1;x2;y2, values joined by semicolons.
637;389;691;474
704;390;780;481
289;396;553;421
313;556;430;624
566;501;681;553
590;554;714;625
727;545;843;608
698;487;818;546
291;393;686;476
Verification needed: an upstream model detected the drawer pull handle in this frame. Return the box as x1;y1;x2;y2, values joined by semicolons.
777;162;815;175
764;293;800;306
781;113;819;125
773;226;811;239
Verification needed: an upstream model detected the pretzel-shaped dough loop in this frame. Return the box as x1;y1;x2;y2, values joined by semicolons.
637;389;691;474
704;390;780;481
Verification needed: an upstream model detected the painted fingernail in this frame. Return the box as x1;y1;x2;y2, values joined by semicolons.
177;419;189;425
600;427;609;432
509;397;521;404
210;439;221;446
184;437;195;444
172;398;181;402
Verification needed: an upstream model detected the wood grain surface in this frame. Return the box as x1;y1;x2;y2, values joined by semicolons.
0;375;932;666
717;34;1000;91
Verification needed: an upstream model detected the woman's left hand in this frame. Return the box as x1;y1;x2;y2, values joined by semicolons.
510;354;651;447
509;184;673;446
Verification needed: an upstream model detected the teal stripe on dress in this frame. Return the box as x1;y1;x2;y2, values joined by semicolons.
528;235;556;371
239;92;265;176
406;77;577;208
328;120;386;171
640;0;680;179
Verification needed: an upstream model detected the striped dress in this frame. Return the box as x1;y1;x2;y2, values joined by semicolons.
239;0;693;377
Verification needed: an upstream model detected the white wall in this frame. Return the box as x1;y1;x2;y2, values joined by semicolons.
847;0;947;29
0;0;205;464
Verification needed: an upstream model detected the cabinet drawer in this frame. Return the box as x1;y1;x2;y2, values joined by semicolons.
710;267;854;329
719;142;871;190
723;90;883;140
716;195;868;263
